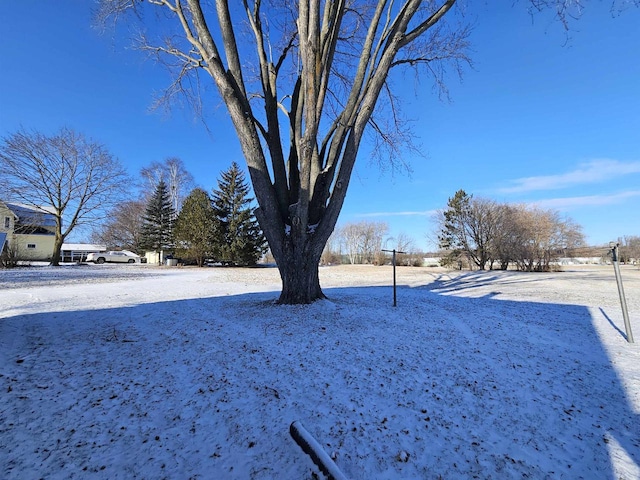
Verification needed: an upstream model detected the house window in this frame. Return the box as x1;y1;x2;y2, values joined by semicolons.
27;244;36;249
3;217;9;228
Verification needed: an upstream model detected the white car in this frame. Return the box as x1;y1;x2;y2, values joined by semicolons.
87;250;141;264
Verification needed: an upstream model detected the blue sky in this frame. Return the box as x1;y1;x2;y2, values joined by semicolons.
1;2;638;250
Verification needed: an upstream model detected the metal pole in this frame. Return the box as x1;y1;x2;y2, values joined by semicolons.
382;248;406;307
290;421;349;480
611;242;634;343
392;249;397;307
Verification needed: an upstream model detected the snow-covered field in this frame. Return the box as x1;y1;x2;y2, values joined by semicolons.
1;263;639;479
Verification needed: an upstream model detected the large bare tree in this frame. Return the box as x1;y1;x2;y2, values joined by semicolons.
98;0;470;303
98;0;630;303
0;128;129;265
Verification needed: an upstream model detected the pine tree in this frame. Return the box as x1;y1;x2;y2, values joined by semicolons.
174;188;220;267
212;162;267;266
140;179;175;260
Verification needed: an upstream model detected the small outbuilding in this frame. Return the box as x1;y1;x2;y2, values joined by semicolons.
60;243;107;263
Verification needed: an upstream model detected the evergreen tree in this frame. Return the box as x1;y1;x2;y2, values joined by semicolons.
212;162;267;266
174;188;220;267
438;189;472;268
140;179;175;258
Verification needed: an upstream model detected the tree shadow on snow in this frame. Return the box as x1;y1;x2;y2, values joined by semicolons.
0;282;638;479
422;270;554;296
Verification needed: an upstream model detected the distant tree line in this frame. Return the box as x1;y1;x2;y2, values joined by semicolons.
339;221;389;265
3;127;634;273
617;236;640;264
317;221;424;267
437;190;586;271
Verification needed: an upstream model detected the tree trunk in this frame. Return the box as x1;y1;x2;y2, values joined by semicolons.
275;235;326;304
51;231;64;266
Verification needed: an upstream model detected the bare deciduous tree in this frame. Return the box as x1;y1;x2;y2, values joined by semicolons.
438;193;585;271
437;190;500;270
509;206;581;272
321;228;343;265
0;127;129;265
492;204;527;270
98;0;469;303
340;223;366;265
361;221;390;265
338;220;389;264
91;199;146;252
393;232;422;266
97;0;633;302
620;235;640;264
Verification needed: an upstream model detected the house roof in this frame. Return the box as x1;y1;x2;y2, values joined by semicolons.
3;202;57;227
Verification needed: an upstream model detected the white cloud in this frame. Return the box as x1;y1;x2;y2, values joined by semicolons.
499;159;640;194
530;190;640;210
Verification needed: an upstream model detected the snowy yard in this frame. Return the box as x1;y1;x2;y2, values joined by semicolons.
1;263;639;479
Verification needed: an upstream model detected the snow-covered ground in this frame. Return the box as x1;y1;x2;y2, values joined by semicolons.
1;263;639;479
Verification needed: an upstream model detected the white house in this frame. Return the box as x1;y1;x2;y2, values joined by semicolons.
0;201;57;261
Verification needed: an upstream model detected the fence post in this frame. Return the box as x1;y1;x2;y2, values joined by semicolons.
610;242;634;343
